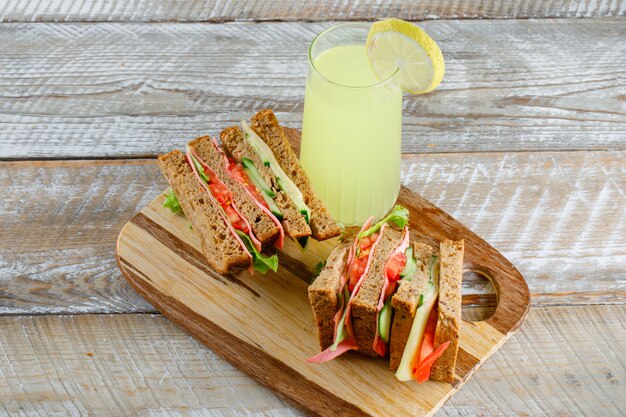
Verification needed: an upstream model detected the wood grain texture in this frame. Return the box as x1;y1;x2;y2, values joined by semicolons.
1;0;623;22
0;19;624;159
0;306;623;416
2;146;624;314
115;177;528;415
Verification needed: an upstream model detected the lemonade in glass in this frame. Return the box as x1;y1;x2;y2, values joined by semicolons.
300;20;443;226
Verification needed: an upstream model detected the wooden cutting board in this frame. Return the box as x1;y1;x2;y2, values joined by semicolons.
116;128;530;417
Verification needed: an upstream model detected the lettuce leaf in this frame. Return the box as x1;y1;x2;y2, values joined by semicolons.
163;189;182;214
235;230;279;274
188;151;209;184
314;260;326;276
359;205;409;239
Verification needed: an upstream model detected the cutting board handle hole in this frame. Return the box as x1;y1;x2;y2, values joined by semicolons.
461;268;497;322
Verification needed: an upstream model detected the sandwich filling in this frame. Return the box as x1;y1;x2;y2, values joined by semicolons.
201;136;285;250
308;205;410;363
395;254;450;382
186;147;278;274
240;121;311;225
373;228;410;356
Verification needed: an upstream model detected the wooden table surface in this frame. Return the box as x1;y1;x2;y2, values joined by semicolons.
1;1;624;416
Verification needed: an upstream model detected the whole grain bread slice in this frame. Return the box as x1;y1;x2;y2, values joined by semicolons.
350;226;404;357
308;227;360;350
430;239;464;382
221;125;312;239
157;150;250;274
250;109;341;241
188;135;280;249
389;242;437;370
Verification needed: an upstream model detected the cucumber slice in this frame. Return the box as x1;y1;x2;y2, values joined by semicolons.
241;158;284;220
241;120;311;224
330;286;351;351
395;256;440;381
399;247;416;280
378;298;393;343
241;158;274;197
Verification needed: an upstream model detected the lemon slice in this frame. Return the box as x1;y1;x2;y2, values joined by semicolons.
366;18;444;94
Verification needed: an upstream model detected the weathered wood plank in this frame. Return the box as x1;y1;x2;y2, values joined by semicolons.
0;19;624;158
0;306;623;416
1;150;623;314
1;0;624;22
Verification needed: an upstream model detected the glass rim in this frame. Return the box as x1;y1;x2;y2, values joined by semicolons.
308;22;400;90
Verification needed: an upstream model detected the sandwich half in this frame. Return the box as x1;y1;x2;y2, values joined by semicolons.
188;135;284;250
249;109;341;241
308;205;411;362
392;239;464;383
158;146;279;275
308;227;359;351
221;109;341;243
389;242;437;371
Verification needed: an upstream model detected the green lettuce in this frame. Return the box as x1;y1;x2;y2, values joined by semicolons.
314;260;326;276
163;189;182;214
359;205;409;239
235;230;279;274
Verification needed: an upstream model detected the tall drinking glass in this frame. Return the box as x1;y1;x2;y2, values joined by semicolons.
300;23;402;226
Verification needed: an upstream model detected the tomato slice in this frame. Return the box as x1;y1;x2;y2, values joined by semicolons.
208;182;232;206
412;306;450;383
228;160;269;209
348;257;367;292
385;252;407;281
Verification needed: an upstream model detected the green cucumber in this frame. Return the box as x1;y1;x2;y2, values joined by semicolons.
241;158;284;220
395;256;440;381
241;158;274;197
399;247;416;280
330;286;351;351
378;298;393;343
241;120;311;224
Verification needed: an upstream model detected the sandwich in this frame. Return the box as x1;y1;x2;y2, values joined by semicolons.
392;239;464;383
158;109;341;274
307;205;464;383
308;205;411;362
158;142;281;274
221;109;341;245
188;135;284;251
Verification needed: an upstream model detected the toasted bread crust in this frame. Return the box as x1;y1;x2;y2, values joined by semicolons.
389;242;437;370
188;135;280;249
157;150;250;274
308;242;351;351
221;125;312;239
350;226;404;357
430;239;464;382
250;109;341;241
308;227;359;350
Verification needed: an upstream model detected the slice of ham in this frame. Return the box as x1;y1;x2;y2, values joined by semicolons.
186;151;252;266
214;137;286;250
307;218;376;363
372;226;410;356
188;146;263;252
343;223;387;341
307;337;359;363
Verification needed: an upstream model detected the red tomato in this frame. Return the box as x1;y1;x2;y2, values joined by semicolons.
209;183;232;206
228;161;269;209
223;205;249;233
386;252;407;281
348;257;367;292
204;167;219;184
